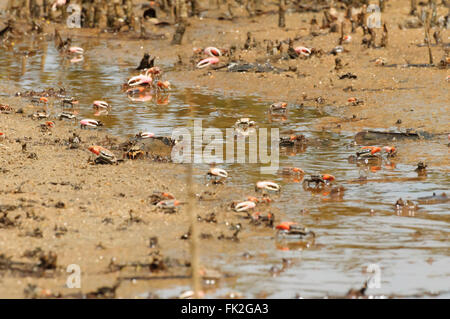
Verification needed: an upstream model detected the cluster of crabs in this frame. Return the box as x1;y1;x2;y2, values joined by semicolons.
205;165;317;248
123;64;171;104
198;101;405;249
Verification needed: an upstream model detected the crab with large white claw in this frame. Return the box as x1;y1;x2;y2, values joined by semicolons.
80;119;102;129
294;46;311;57
234;200;256;212
127;70;153;87
93;100;110;110
255;181;281;193
204;47;222;57
206;167;228;184
136;132;155;139
196;57;220;69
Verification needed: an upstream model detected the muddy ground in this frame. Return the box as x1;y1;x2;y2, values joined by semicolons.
1;96;280;298
0;0;449;298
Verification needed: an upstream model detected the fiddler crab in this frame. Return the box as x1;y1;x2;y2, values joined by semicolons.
0;104;14;113
93;100;111;110
155;199;182;214
125;145;145;160
149;191;175;205
275;222;316;239
40;121;55;131
281;167;305;183
206;167;228;184
31;96;49;105
302;174;335;191
126;67;168;89
232;195;272;213
31;110;49;120
348;146;397;164
195;46;222;69
233;200;256;212
255;181;281;193
234;118;256;136
282;167;305;176
294;46;312;57
88;145;117;165
269;102;288;115
347;97;364;106
279;134;307;147
58;111;78;120
61;97;79;107
249;211;274;227
80;119;103;129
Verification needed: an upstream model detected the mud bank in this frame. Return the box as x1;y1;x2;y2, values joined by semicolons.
0;97;283;298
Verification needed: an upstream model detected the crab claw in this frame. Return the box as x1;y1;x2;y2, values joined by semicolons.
294;46;311;56
145;67;162;77
383;146;396;154
270;102;288;112
204;47;222;57
45;121;55;127
137;132;155;139
196;57;219;69
70;56;84;63
342;35;352;43
156;80;171;90
156;199;181;208
68;47;84;54
128;74;153;87
282;167;304;175
234;200;256;212
80;119;102;128
362;146;382;155
246;196;259;203
256;181;281;192
39;97;48;103
208;167;228;178
322;174;335;182
93;100;110;109
276;222;297;231
88;145;112;156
